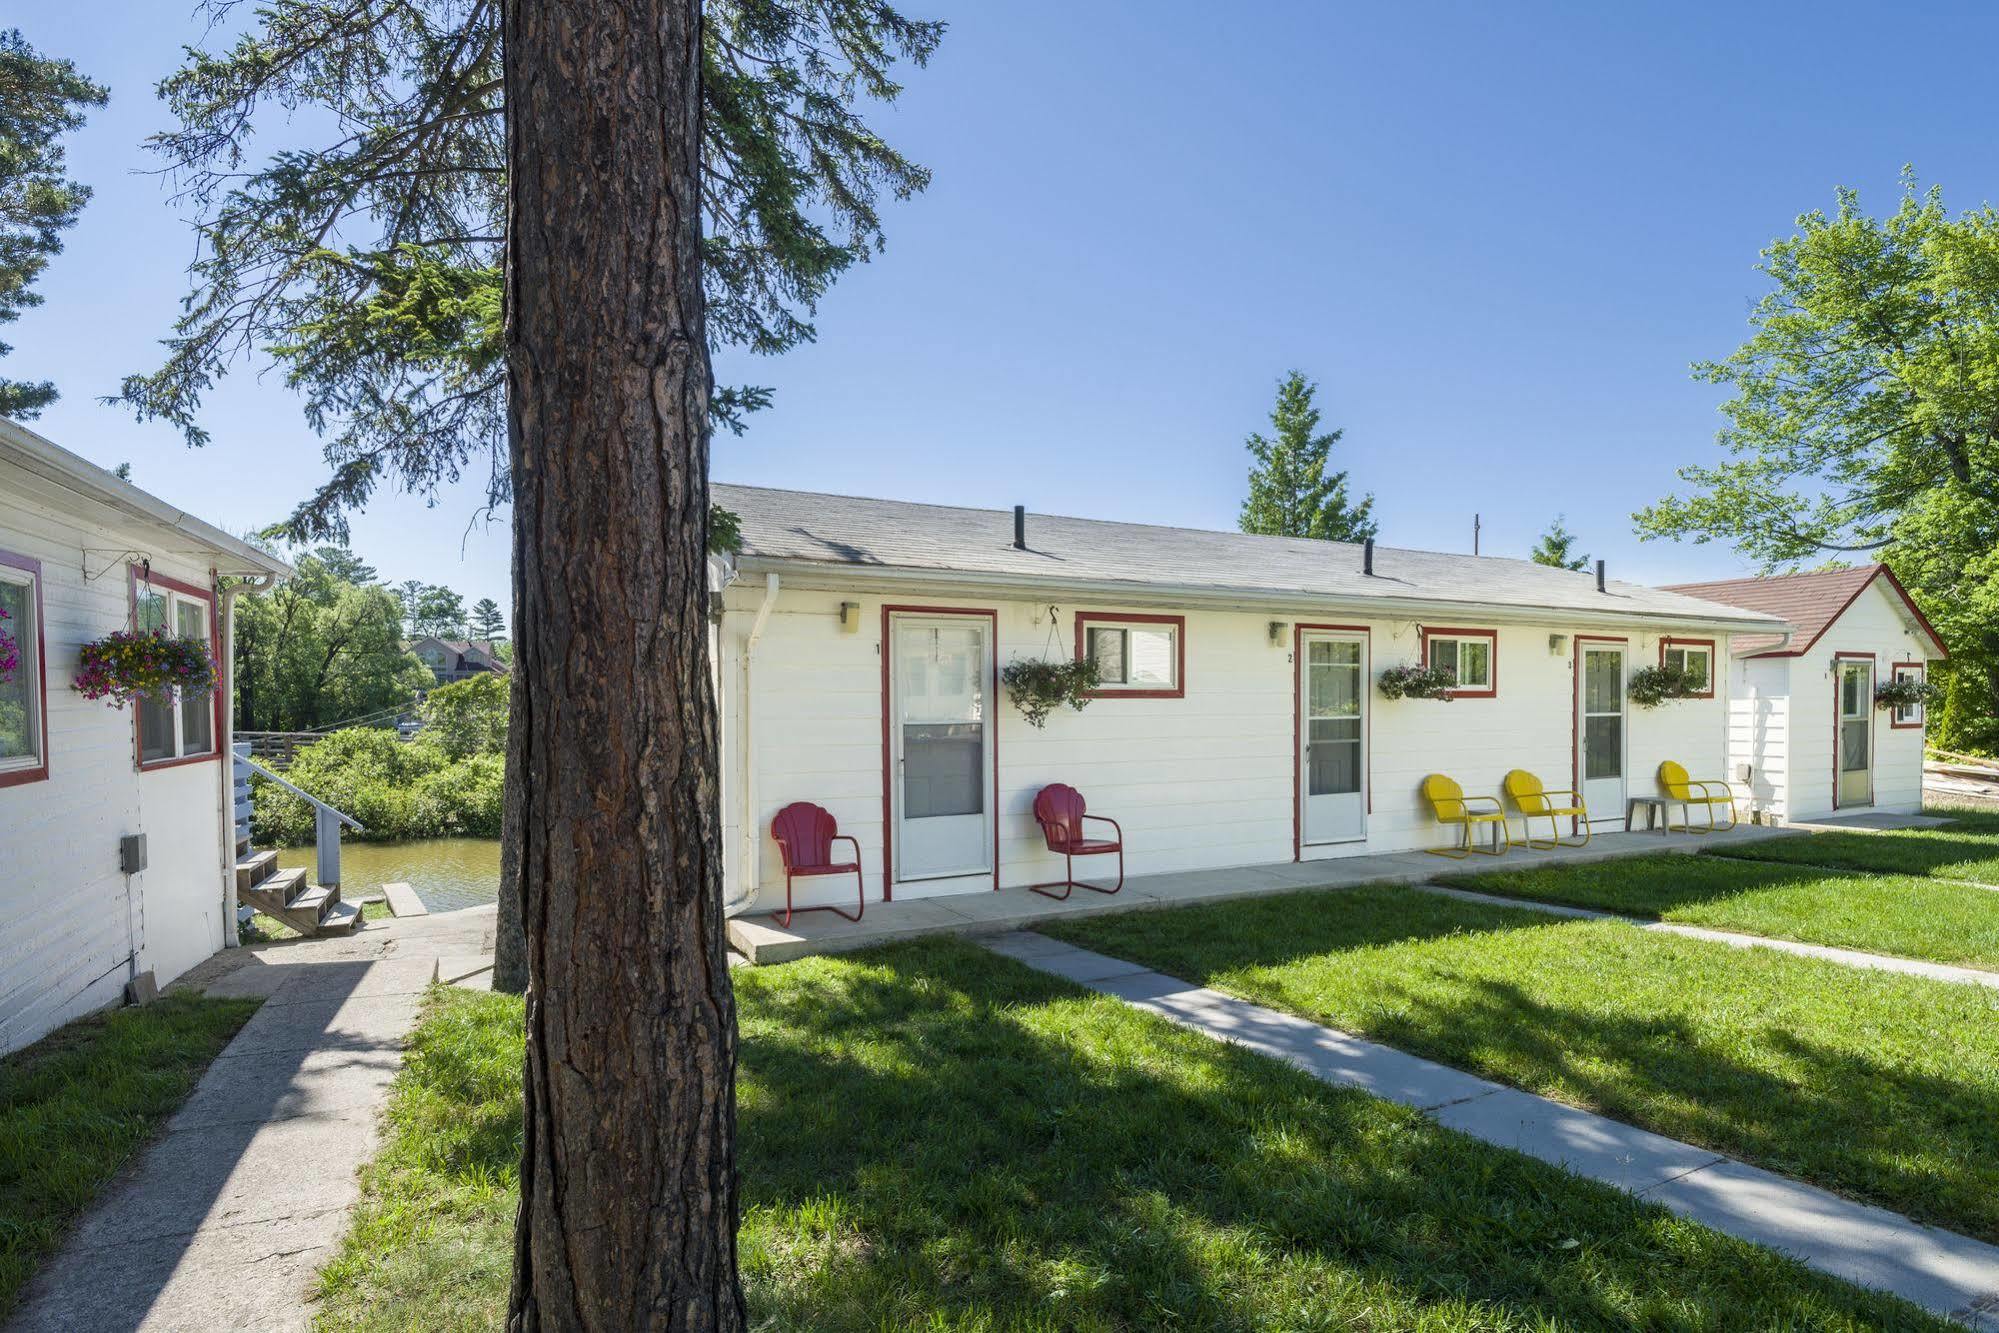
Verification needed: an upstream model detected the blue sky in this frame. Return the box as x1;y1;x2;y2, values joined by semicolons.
13;1;1999;614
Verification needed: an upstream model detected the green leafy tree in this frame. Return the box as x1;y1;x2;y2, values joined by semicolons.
1239;371;1377;542
1635;177;1999;745
468;596;504;639
417;671;507;760
411;584;467;638
234;549;432;730
0;30;107;417
117;0;941;545
1530;516;1589;570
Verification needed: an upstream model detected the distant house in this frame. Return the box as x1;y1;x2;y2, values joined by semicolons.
707;484;1791;920
1663;565;1947;823
0;417;292;1054
409;637;508;686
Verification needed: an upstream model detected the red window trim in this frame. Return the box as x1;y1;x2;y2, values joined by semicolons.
1292;623;1372;860
1888;659;1927;730
129;564;223;773
1659;636;1717;699
1074;611;1186;699
1418;625;1498;699
878;604;1000;902
0;549;50;789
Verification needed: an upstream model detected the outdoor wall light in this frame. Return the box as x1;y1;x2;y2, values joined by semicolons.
1549;633;1569;656
839;601;861;632
1268;621;1288;646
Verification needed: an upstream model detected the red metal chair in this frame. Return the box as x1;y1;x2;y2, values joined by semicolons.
1029;784;1124;901
769;802;864;928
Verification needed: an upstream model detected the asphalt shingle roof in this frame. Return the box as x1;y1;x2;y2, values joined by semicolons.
716;483;1789;629
1662;564;1943;657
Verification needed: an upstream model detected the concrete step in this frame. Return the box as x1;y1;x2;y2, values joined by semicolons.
234;850;277;891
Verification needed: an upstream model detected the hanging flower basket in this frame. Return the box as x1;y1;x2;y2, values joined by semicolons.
1001;657;1102;728
73;628;217;708
1873;677;1937;713
1627;664;1697;709
0;605;17;686
1377;663;1457;701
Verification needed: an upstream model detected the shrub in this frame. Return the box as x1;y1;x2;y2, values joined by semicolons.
250;727;503;844
418;674;509;760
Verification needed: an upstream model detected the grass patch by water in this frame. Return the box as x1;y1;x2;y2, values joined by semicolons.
1433;852;1999;968
315;941;1947;1330
1043;885;1999;1245
1709;807;1999;886
0;993;261;1320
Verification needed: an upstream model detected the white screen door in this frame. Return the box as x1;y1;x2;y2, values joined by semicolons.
1301;633;1366;844
891;616;993;882
1838;659;1873;807
1579;644;1625;820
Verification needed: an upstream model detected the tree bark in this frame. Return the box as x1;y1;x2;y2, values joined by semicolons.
503;0;744;1325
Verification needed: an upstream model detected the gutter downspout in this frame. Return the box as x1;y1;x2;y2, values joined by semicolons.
217;573;276;946
726;572;779;916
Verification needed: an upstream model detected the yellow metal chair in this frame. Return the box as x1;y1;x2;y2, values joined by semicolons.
1657;761;1738;834
1421;774;1512;858
1503;769;1590;849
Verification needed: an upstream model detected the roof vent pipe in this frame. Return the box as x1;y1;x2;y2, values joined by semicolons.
1013;505;1025;550
1595;558;1606;593
1363;538;1374;576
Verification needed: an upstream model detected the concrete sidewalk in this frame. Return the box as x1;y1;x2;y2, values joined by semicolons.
984;930;1999;1329
7;906;497;1333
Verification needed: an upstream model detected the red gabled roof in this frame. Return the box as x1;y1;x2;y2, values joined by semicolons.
1661;563;1947;659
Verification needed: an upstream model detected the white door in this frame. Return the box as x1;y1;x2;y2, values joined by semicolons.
1579;644;1626;821
1838;659;1874;807
890;615;994;882
1301;633;1366;844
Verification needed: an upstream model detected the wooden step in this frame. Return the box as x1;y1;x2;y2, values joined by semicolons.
317;901;364;934
234;850;278;891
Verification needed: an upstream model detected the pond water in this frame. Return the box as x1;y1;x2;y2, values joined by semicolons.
279;838;502;913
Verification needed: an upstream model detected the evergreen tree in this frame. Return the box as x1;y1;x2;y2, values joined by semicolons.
1530;516;1589;570
469;596;505;639
118;0;942;544
1239;371;1377;542
0;30;107;417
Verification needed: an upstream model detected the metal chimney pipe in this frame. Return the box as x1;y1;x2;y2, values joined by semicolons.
1595;558;1606;593
1013;505;1025;550
1363;538;1375;576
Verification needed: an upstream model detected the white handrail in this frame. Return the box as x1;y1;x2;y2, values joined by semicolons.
234;746;365;832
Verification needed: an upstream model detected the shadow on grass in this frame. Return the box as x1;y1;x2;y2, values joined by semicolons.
1711;828;1999;882
1046;887;1999;1245
1433;853;1830;919
730;939;1944;1330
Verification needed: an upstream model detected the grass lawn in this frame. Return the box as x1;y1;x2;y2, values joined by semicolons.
1709;807;1999;886
1042;885;1999;1245
313;942;1945;1331
0;993;261;1320
1432;853;1999;968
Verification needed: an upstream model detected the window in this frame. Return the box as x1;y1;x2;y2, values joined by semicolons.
131;568;218;769
1075;613;1184;697
1660;638;1715;699
1421;627;1496;697
1891;662;1927;729
0;550;47;788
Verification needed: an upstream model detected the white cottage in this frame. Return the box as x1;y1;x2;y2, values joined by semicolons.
0;417;291;1054
710;485;1791;919
1662;565;1947;823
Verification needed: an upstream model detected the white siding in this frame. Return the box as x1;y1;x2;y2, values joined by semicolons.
720;579;1737;913
1774;580;1938;822
0;464;234;1054
1725;656;1790;818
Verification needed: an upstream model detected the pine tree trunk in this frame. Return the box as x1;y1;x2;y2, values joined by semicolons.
503;0;744;1325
